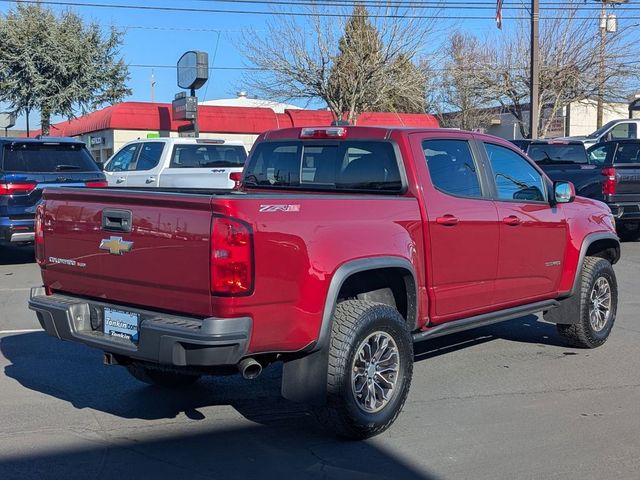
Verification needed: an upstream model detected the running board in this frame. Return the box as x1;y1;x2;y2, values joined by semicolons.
412;300;559;343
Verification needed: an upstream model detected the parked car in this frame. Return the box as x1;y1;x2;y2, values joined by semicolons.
564;118;640;148
29;126;620;439
0;137;107;245
103;138;247;189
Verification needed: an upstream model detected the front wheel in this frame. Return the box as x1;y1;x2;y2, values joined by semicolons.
313;300;413;439
557;256;617;348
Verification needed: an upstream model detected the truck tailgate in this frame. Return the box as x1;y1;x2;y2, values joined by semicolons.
40;188;214;317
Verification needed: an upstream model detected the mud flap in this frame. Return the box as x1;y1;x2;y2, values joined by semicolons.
281;348;329;406
543;293;580;325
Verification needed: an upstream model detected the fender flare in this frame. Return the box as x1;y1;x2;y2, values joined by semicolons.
281;256;417;405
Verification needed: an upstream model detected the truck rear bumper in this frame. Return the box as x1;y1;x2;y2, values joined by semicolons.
609;203;640;222
0;217;35;243
28;287;252;367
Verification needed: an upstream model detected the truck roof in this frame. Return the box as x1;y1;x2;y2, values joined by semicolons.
123;137;245;146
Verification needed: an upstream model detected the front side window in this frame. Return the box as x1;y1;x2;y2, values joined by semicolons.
423;139;482;198
485;143;547;202
106;144;138;172
134;142;164;171
588;144;614;166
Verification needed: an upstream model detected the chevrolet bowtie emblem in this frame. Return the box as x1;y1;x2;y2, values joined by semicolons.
99;236;133;255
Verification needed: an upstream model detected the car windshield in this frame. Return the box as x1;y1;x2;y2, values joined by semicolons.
528;144;588;164
243;140;402;193
586;120;619;139
2;142;99;173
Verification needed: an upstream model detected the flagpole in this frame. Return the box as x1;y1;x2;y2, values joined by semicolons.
530;0;540;139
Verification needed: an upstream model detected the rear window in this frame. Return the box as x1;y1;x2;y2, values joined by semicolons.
527;144;587;164
243;141;403;193
2;142;99;173
613;143;640;164
170;144;247;169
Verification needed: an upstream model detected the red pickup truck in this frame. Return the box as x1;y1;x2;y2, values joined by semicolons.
29;126;620;439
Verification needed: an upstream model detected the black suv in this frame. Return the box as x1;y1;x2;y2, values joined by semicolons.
0;137;106;245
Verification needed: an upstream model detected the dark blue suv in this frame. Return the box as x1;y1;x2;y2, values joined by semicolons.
0;137;106;245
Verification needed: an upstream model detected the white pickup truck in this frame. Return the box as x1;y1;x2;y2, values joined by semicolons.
103;138;247;189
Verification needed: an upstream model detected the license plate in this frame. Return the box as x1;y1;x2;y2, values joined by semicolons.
103;308;139;343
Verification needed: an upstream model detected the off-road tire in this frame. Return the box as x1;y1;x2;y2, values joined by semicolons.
557;256;617;348
313;300;413;439
127;363;201;388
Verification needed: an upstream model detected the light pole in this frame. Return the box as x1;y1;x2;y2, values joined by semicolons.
530;0;540;139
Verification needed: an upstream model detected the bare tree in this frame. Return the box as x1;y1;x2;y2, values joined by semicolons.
241;5;435;123
486;1;639;137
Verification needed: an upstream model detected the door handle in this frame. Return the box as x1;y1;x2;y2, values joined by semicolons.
115;177;125;184
436;215;459;226
503;215;522;226
145;177;156;184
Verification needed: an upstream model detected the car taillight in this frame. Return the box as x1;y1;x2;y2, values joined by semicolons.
0;182;37;195
229;172;243;190
602;167;617;196
211;217;254;295
35;203;45;266
85;180;109;188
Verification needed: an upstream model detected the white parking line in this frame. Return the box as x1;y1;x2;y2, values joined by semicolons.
0;328;43;335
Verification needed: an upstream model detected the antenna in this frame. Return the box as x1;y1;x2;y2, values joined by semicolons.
150;69;156;103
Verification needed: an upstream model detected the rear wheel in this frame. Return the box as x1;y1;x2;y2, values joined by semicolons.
557;256;617;348
313;300;413;439
126;363;201;388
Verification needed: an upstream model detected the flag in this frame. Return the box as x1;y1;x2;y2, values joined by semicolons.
496;0;504;30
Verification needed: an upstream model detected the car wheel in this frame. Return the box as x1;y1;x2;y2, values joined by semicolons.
126;363;201;388
313;300;413;439
557;256;617;348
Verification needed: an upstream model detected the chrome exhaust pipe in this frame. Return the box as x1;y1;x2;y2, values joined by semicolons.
238;357;262;380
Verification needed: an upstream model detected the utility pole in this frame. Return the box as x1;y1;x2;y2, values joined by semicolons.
150;69;156;103
530;0;540;139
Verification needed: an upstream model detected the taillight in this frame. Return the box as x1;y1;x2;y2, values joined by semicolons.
229;172;243;190
602;167;617;196
85;181;109;188
211;217;254;295
0;182;37;195
35;203;45;266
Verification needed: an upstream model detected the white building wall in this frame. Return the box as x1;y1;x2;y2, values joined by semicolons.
568;100;628;136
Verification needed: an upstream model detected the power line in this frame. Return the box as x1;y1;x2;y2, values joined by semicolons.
2;0;638;20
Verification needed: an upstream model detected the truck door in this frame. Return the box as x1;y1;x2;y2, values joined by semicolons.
103;143;139;187
125;142;165;187
412;134;499;323
480;141;567;305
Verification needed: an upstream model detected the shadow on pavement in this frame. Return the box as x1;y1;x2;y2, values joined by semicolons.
0;332;436;480
0;244;35;266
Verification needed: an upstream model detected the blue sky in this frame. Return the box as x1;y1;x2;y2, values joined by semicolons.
1;0;637;131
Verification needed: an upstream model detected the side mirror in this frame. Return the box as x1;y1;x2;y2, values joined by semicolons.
554;181;575;204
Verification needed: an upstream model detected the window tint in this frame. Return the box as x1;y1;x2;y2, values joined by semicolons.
423;139;482;198
106;144;138;172
244;141;402;192
134;142;164;171
587;144;614;166
485;143;546;202
528;144;587;164
2;143;99;173
170;144;247;169
609;123;637;140
613;143;640;164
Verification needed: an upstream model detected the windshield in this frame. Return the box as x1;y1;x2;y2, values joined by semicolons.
586;120;619;139
243;140;403;193
2;143;99;173
528;144;587;164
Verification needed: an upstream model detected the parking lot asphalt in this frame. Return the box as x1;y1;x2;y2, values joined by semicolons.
1;243;639;480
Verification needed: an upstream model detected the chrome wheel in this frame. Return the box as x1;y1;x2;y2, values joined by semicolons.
589;277;612;332
351;331;400;413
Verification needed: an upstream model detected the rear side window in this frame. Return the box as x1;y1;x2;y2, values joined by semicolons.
243;141;402;193
613;143;640;164
423;139;482;198
135;142;164;171
528;144;587;164
2;143;99;173
588;144;615;166
170;144;247;169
